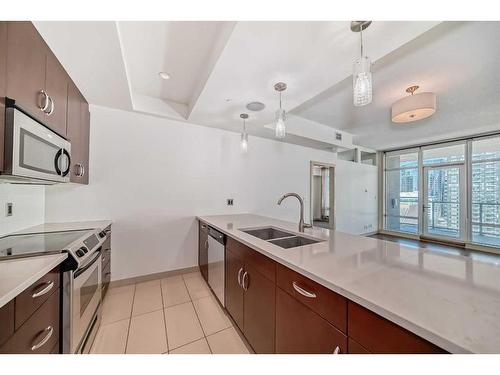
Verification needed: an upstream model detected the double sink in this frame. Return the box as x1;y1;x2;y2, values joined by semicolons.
240;227;323;249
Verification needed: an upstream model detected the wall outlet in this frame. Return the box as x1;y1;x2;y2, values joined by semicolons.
6;203;13;217
227;199;234;206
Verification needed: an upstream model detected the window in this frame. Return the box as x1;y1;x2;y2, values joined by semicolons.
384;151;419;234
471;136;500;247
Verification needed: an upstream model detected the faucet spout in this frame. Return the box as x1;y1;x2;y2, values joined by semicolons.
277;193;306;232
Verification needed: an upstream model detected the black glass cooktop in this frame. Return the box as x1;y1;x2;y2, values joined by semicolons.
0;230;90;260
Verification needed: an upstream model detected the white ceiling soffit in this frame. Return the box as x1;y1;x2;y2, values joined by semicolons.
187;21;439;137
294;22;500;150
34;21;133;110
116;21;236;119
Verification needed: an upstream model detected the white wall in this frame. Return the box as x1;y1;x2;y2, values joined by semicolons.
0;184;45;237
45;105;377;281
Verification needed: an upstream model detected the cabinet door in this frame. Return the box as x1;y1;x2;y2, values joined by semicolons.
6;22;47;124
44;51;68;137
225;248;244;330
0;22;7;172
198;222;208;281
276;287;347;354
79;100;90;184
67;82;83;183
242;263;275;354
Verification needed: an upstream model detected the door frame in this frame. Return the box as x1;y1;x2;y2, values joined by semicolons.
422;163;467;242
309;161;335;230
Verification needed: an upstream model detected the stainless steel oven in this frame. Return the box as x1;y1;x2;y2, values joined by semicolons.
71;250;102;353
1;105;71;184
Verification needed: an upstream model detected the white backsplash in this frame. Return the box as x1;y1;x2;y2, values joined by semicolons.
0;184;45;237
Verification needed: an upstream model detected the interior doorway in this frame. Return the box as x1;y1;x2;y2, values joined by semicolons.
310;162;335;230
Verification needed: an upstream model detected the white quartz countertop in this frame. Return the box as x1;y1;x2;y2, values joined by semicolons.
197;214;500;354
0;253;68;308
13;220;112;235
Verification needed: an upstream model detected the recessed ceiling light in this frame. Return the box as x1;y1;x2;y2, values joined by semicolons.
246;101;266;112
158;72;171;80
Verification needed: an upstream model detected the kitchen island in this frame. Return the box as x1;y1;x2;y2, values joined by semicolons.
198;214;500;354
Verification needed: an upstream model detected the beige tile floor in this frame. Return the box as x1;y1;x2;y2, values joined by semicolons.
91;271;251;354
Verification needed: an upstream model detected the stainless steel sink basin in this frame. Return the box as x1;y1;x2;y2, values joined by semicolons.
241;226;323;249
268;236;323;249
241;227;294;240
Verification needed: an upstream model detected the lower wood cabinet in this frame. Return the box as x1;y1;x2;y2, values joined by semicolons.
198;222;209;282
0;267;60;354
101;225;112;299
276;287;347;354
225;237;276;353
201;229;447;354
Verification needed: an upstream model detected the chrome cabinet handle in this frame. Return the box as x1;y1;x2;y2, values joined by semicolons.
237;267;244;287
75;163;85;177
242;271;249;291
205;240;208;249
39;90;50;112
333;346;340;354
32;281;54;298
201;224;207;229
46;96;54;115
102;256;106;263
31;326;54;351
292;282;317;298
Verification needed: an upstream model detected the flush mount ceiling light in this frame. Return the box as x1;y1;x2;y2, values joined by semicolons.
158;71;171;80
274;82;287;139
391;85;436;123
240;113;249;153
246;101;266;112
351;21;373;107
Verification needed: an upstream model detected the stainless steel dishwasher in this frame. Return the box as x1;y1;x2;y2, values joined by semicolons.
207;226;225;306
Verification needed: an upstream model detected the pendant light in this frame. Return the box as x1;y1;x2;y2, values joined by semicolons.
351;21;373;107
240;113;249;153
391;85;436;123
274;82;287;139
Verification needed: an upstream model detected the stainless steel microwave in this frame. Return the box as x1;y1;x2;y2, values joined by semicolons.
1;105;71;184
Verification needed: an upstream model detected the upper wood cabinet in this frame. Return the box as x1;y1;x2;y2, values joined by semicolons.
0;22;7;173
5;21;68;137
67;82;90;184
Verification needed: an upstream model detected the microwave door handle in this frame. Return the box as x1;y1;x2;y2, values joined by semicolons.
61;149;71;177
54;148;63;176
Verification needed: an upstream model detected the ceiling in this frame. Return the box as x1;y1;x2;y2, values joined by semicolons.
33;21;497;151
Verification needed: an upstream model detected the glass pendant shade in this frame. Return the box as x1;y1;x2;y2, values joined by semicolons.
353;56;372;107
240;132;248;153
275;108;286;139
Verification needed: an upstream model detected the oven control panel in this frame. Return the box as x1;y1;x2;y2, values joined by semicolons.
67;230;106;266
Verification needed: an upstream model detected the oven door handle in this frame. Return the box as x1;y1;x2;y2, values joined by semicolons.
74;247;102;278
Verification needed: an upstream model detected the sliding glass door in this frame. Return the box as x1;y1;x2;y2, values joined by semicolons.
423;164;466;240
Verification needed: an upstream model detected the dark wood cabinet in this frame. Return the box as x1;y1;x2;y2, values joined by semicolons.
5;21;47;125
0;266;61;354
101;225;112;299
45;51;68;136
225;237;276;353
225;247;244;330
198;222;209;281
242;262;275;353
348;338;370;354
276;287;347;354
0;21;7;172
347;301;446;354
67;82;90;184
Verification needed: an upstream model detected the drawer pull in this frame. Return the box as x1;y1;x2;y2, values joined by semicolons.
102;257;106;263
31;326;54;351
105;272;111;276
32;281;54;298
39;90;50;112
237;267;244;287
292;282;316;298
333;346;340;354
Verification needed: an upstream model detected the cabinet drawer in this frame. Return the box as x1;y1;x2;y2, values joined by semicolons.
1;289;60;354
0;300;14;347
347;301;446;354
276;287;347;354
15;266;60;330
276;263;347;332
226;237;275;282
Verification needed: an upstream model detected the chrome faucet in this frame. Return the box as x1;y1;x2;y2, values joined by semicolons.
277;193;310;232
